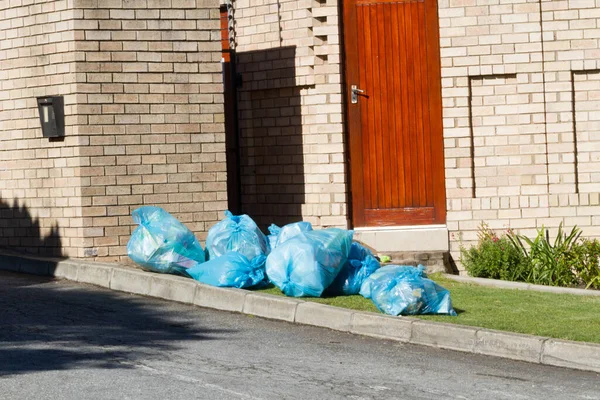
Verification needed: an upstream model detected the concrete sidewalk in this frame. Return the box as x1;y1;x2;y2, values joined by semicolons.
1;252;599;374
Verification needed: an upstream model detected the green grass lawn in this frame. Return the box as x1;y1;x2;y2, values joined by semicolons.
255;275;600;343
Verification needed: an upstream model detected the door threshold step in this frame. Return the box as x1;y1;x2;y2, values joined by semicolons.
353;225;449;253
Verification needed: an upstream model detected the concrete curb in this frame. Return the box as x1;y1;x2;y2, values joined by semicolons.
1;252;599;374
443;274;600;296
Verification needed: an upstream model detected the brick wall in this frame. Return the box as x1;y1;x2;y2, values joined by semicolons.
231;0;600;271
73;0;226;261
0;0;226;261
231;0;348;229
0;0;82;257
574;72;600;193
439;0;600;271
5;0;595;268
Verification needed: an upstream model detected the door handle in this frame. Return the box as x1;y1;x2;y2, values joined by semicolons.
351;85;364;104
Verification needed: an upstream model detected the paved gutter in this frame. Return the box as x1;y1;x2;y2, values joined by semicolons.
1;252;599;374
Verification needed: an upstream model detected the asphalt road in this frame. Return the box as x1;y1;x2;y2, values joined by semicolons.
1;271;598;400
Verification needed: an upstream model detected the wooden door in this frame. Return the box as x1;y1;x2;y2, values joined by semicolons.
343;0;446;227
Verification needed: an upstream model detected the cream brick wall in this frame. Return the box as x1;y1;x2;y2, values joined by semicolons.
574;72;600;193
231;0;348;229
73;0;226;262
233;0;600;268
0;0;83;257
440;0;600;272
0;0;226;261
5;0;595;267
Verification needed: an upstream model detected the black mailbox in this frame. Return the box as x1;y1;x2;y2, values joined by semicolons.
37;96;65;138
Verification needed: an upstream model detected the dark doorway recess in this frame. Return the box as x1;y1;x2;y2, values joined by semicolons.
220;5;242;214
234;46;304;229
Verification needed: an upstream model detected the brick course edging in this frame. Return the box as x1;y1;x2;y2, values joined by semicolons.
1;252;599;374
443;273;600;297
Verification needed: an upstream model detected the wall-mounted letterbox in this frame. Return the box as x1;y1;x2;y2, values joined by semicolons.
37;96;65;138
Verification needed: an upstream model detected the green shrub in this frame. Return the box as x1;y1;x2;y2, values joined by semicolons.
460;224;528;281
572;238;600;289
462;223;600;290
507;223;581;287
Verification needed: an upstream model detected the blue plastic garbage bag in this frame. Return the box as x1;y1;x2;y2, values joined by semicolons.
360;265;457;316
186;252;266;289
267;221;313;250
267;230;277;252
266;228;354;297
127;206;206;275
326;242;380;296
348;241;374;261
206;211;269;261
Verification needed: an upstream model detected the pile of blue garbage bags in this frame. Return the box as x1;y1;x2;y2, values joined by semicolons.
127;206;456;316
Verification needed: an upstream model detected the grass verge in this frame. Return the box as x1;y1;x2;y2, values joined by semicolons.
255;275;600;344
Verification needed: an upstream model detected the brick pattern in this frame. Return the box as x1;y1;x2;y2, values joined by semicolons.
233;0;315;88
470;75;547;200
0;0;226;260
574;71;600;193
232;0;348;228
5;0;597;268
541;0;600;196
440;0;600;271
0;0;82;257
73;0;226;261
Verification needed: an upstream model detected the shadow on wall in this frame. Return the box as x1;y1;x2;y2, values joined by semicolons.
0;197;62;258
0;271;234;376
234;46;306;229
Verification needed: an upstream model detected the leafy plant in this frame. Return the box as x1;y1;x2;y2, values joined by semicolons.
463;222;600;290
460;223;528;281
572;238;600;289
507;223;581;287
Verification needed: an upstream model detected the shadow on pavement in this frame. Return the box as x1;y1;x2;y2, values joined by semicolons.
0;272;235;377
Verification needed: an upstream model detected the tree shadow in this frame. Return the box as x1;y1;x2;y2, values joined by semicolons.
0;271;235;377
0;197;62;258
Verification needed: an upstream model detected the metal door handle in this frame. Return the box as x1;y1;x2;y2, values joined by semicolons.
351;85;364;104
